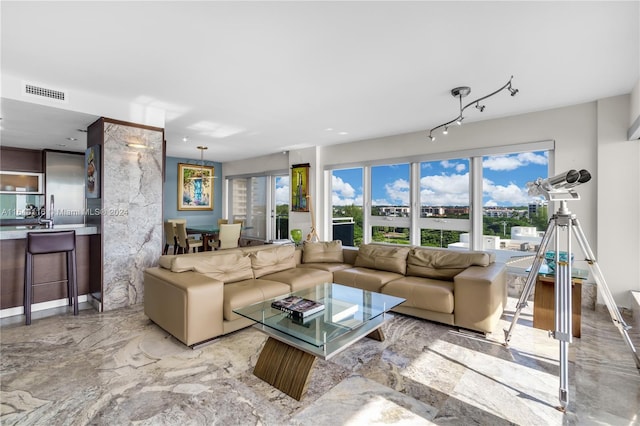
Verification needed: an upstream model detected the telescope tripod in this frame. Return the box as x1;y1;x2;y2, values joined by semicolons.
504;200;640;411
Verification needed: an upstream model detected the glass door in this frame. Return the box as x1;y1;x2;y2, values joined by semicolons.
273;174;289;240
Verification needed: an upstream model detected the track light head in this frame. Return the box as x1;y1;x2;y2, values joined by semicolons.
456;117;463;126
509;86;519;96
442;126;448;135
428;134;436;142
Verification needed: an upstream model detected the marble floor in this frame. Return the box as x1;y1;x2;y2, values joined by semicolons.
1;299;639;425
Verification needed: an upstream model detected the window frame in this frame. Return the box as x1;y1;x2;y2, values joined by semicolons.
325;140;554;250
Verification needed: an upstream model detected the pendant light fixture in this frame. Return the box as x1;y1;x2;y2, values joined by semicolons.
189;145;213;180
428;76;518;142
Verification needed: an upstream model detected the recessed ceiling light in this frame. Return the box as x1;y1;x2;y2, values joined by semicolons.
338;131;348;135
182;137;189;142
66;137;78;141
77;128;88;133
325;128;333;131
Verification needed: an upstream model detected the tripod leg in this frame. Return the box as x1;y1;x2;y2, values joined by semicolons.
504;220;557;345
572;217;640;370
553;216;573;411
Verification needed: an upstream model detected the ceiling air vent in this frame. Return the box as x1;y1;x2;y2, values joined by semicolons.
22;82;67;103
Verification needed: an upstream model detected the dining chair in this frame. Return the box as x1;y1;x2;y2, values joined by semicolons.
211;223;241;250
175;222;203;254
163;221;178;255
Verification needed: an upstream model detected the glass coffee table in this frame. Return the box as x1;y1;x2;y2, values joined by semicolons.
233;282;405;400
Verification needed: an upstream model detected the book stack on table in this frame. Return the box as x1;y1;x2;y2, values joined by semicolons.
271;296;325;320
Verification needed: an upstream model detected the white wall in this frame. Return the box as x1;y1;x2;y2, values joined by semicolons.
597;95;640;309
223;98;639;308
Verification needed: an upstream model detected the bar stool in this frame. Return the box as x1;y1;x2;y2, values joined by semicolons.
24;230;78;325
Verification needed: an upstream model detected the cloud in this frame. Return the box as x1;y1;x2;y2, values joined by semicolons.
483;178;536;206
381;178;410;205
275;176;290;205
275;185;289;205
332;175;362;206
440;160;467;173
483;152;547;171
420;173;469;205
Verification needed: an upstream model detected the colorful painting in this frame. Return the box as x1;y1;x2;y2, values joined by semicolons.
291;163;310;212
85;145;100;198
178;163;214;211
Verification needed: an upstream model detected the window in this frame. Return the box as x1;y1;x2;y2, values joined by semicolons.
370;163;410;244
326;141;552;251
331;168;363;246
229;176;267;239
481;151;549;256
274;175;289;240
228;171;289;242
419;158;469;248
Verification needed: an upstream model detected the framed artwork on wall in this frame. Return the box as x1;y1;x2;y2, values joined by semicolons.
178;163;214;211
291;163;310;212
85;145;100;198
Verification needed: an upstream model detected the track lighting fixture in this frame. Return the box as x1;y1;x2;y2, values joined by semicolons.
427;76;518;142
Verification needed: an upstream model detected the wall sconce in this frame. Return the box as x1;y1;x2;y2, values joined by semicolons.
428;76;518;142
126;143;151;149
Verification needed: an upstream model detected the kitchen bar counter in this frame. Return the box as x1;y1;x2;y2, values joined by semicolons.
0;224;98;240
0;224;99;310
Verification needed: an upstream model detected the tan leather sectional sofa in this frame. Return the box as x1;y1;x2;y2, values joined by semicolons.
143;242;506;347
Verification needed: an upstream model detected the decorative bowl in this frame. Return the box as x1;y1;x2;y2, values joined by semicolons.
544;251;574;273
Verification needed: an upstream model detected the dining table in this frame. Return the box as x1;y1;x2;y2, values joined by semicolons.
186;225;252;251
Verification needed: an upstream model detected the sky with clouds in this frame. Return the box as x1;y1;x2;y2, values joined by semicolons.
330;151;549;207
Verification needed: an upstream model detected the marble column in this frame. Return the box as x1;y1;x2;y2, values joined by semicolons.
101;121;163;310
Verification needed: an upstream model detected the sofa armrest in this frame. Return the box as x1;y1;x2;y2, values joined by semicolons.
144;267;224;346
453;262;507;333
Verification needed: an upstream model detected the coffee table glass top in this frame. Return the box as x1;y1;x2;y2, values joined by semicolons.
233;283;404;350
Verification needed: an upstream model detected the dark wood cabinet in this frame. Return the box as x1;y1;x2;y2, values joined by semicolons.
0;235;91;309
0;147;43;173
533;275;582;338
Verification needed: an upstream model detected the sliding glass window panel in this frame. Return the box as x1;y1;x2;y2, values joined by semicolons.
372;225;410;245
274;174;289;240
370;163;410;217
244;176;267;239
418;158;470;248
420;228;466;249
481;150;549;259
419;158;470;219
229;176;267;239
331;167;363;247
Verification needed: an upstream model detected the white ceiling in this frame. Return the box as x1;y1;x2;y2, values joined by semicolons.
1;1;638;162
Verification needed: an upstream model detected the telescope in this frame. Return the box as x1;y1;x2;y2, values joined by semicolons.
527;169;591;200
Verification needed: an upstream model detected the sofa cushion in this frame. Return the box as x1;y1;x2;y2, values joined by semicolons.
262;267;333;292
250;244;296;278
406;247;493;281
302;240;344;263
382;276;454;314
223;278;291;321
333;267;404;293
193;254;254;284
165;252;254;283
354;244;410;275
298;263;353;273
